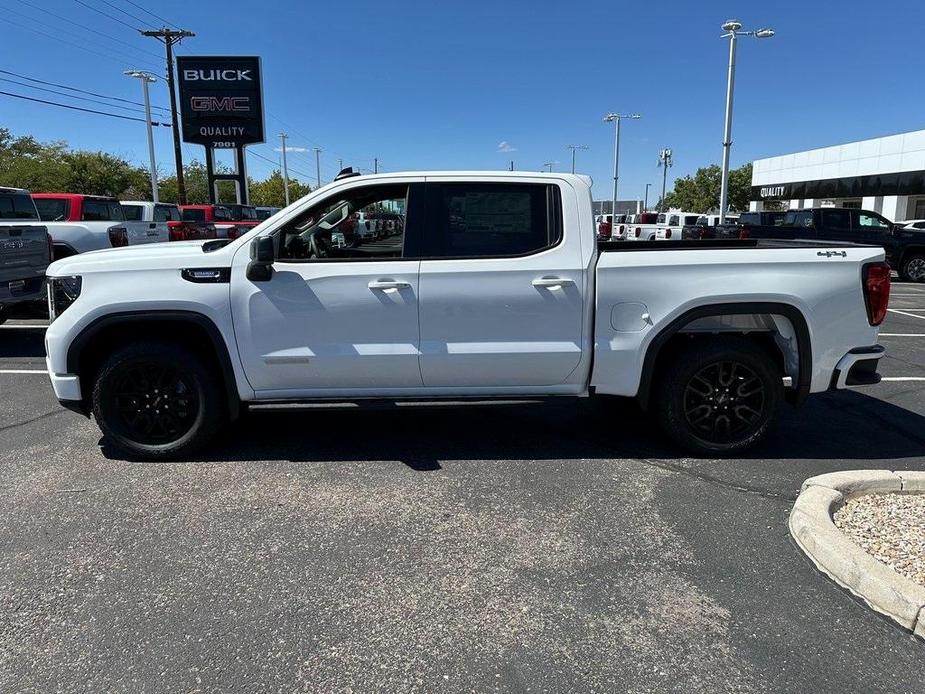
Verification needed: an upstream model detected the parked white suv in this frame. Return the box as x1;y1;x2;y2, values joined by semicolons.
44;171;889;460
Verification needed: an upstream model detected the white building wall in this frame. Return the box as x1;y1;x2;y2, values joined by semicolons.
752;129;925;187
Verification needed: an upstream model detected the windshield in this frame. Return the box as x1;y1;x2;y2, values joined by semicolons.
182;208;205;222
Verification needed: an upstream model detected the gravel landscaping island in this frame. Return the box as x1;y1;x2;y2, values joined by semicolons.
834;493;925;588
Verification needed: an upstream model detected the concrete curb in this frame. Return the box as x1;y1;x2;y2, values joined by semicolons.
789;470;925;640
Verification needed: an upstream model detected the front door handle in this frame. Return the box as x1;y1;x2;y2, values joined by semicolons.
368;279;411;291
532;277;575;288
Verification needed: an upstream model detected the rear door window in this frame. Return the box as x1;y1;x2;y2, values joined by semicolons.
122;204;143;221
822;209;850;229
782;211;814;228
423;183;560;258
0;193;39;220
82;200;124;221
154;204;180;222
181;208;205;222
34;198;70;221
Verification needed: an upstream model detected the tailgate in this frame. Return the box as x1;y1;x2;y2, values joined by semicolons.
1;224;50;282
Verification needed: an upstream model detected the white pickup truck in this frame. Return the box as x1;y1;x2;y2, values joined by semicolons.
44;171;890;460
32;193;167;260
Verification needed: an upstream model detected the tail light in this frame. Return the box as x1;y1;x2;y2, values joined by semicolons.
635;227;641;238
108;226;128;247
46;231;54;260
598;223;612;240
665;229;672;239
862;262;891;326
699;228;706;239
739;226;751;239
619;224;625;235
167;221;187;242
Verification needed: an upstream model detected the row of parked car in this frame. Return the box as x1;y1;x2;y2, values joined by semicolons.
0;186;283;321
596;206;925;282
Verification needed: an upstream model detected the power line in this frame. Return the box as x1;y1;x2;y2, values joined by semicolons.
73;0;138;31
0;69;170;113
16;0;162;61
0;77;155;116
0;90;172;125
248;149;314;181
4;15;161;73
122;0;179;30
95;0;152;27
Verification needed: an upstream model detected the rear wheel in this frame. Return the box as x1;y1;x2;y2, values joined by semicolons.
91;341;225;460
655;337;782;455
900;254;925;283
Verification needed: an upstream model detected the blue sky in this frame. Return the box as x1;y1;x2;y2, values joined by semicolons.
3;0;924;201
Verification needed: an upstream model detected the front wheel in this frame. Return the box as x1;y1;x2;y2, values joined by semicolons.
654;337;783;455
900;254;925;283
92;341;225;460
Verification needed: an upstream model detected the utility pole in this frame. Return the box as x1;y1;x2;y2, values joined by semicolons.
313;147;322;187
658;148;673;212
644;183;651;211
509;160;514;171
543;162;555;173
566;144;589;174
338;157;343;171
279;133;290;205
141;28;195;204
124;70;159;202
374;157;379;174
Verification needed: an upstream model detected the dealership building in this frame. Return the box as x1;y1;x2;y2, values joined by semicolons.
750;128;925;221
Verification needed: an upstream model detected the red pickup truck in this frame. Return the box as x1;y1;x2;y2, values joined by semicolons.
180;204;261;240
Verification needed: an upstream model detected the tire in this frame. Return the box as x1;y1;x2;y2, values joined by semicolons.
91;341;225;460
900;254;925;283
654;336;782;456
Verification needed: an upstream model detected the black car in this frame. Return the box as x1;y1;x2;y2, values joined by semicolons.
729;207;925;281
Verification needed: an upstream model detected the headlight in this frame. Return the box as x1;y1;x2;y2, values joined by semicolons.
48;276;82;322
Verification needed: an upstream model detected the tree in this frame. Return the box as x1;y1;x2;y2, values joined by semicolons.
662;162;753;213
249;170;311;207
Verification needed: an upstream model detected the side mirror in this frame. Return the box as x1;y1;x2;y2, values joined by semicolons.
247;236;274;282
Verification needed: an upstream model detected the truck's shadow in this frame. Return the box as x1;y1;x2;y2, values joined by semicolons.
102;389;925;469
0;328;46;358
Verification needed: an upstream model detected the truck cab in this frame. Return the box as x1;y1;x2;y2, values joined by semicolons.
0;187;51;322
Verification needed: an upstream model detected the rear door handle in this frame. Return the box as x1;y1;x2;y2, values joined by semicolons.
368;279;411;291
532;277;575;288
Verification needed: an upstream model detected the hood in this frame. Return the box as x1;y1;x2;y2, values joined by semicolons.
47;239;236;277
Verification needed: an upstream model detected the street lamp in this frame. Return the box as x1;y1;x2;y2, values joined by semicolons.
658;148;673;212
718;19;775;223
603;112;640;219
543;161;556;173
644;183;652;211
124;70;159;202
566;144;589;174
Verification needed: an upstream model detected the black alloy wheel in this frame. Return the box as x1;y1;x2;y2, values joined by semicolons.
109;361;200;445
683;360;765;443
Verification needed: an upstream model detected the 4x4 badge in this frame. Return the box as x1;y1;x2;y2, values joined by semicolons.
817;250;848;258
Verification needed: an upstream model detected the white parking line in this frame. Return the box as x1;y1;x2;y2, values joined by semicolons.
880;377;925;382
879;333;925;337
0;369;47;374
887;309;925;320
0;325;47;330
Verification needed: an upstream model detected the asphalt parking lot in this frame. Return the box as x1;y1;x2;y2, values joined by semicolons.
2;288;925;693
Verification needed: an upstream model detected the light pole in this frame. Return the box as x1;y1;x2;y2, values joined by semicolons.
313;147;322;188
718;19;775;222
279;133;290;205
124;70;159;202
658;148;673;212
566;144;589;174
644;183;651;211
543;162;555;173
603;112;640;219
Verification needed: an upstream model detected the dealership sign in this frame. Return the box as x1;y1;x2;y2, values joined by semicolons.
176;56;264;148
